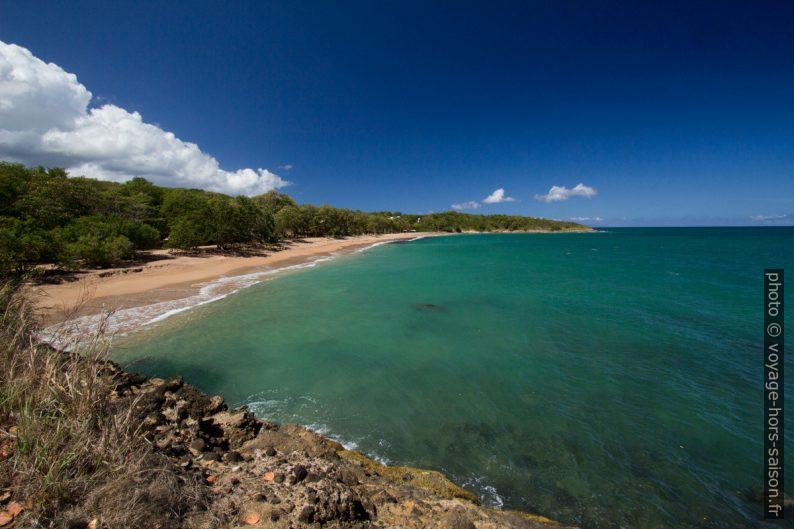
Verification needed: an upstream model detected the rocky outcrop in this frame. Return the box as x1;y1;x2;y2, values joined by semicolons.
106;364;573;528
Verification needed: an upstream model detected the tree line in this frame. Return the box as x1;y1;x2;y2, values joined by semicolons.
0;162;585;276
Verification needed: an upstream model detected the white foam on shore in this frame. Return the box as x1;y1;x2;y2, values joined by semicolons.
251;391;510;505
354;240;391;252
306;424;363;453
482;485;505;508
246;399;366;455
463;475;506;508
41;236;429;348
39;253;340;349
244;392;395;464
356;235;427;252
303;424;395;465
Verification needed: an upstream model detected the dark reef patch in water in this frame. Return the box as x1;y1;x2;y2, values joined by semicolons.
414;303;444;311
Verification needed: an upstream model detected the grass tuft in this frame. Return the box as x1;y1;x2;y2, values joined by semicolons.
0;282;206;528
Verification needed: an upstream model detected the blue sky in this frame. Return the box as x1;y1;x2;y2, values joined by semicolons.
1;1;793;226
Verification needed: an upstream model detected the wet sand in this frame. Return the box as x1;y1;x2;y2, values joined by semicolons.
33;233;442;327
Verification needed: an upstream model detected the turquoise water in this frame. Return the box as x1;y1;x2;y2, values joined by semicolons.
113;228;793;528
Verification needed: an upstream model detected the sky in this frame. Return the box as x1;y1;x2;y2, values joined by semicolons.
1;1;793;226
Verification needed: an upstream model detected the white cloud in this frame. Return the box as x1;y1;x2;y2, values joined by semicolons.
278;164;293;171
482;188;516;204
0;41;288;196
534;183;597;202
451;201;481;210
450;187;516;210
750;214;792;222
569;216;603;222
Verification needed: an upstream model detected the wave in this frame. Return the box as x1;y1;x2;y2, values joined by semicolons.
39;253;340;349
42;236;430;348
354;240;392;252
355;235;427;252
244;391;394;465
463;475;505;508
245;392;505;507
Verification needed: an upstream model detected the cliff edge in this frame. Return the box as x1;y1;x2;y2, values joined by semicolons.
104;364;573;528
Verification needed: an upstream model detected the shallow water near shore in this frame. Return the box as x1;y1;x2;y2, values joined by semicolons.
113;228;793;528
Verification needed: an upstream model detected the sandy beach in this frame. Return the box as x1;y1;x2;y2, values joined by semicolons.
32;233;441;328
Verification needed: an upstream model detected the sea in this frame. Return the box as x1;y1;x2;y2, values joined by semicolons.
111;228;793;528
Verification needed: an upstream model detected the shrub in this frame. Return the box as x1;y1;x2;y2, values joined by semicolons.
53;215;159;267
109;217;161;249
64;234;134;268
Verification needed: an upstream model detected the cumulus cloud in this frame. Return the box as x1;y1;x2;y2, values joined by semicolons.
450;187;516;210
451;201;481;210
482;188;516;204
534;183;597;203
569;216;603;222
0;41;288;196
278;164;293;171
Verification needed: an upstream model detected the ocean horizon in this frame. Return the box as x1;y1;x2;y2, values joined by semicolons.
113;227;793;528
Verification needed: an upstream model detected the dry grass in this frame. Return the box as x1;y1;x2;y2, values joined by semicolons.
0;281;207;528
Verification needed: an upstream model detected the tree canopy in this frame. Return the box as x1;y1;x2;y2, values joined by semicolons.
0;162;586;277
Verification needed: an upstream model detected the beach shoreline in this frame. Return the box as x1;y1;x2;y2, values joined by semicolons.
31;232;445;329
31;228;592;341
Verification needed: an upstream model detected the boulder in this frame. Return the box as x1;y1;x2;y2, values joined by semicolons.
298;505;316;523
189;438;206;455
442;509;476;529
293;464;308;482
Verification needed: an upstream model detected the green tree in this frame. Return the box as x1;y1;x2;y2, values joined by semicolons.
252;190;296;215
0;162;36;217
206;196;240;248
274;205;301;237
0;162;588;273
122;177;164;207
160;188;213;223
234;196;275;243
161;188;213;243
0;217;48;276
166;218;207;250
297;204;319;237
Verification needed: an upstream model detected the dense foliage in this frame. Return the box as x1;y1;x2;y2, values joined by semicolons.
0;162;585;275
